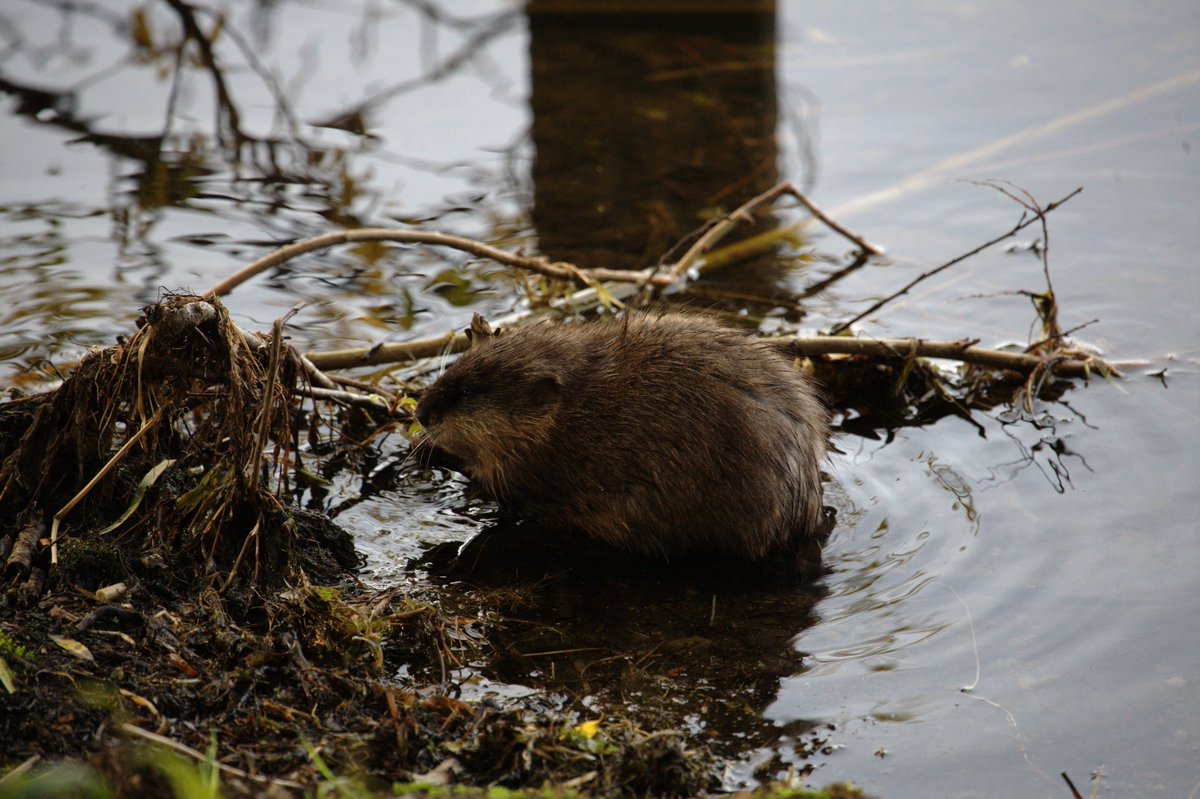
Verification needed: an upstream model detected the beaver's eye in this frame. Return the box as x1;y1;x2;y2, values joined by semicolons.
451;380;488;406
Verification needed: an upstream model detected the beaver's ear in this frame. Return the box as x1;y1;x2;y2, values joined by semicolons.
524;368;562;402
516;364;561;400
466;313;497;346
536;371;562;393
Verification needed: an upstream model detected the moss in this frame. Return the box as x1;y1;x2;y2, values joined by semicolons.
55;537;125;590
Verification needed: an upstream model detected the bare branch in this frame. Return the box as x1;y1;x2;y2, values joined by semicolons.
307;325;1117;380
666;181;883;281
777;333;1113;376
970;179;1064;344
779;182;885;257
206;181;885;302
774;334;1117;379
830;187;1082;334
305;328;469;372
203;228;672;299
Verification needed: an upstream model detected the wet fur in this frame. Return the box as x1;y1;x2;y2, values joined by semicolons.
415;313;829;563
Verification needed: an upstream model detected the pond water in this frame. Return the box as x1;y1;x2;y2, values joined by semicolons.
2;2;1198;797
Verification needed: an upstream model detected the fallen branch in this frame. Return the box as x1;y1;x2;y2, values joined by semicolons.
305;329;469;371
203;228;670;298
3;517;43;579
200;182;886;376
204;182;880;301
202;184;1112;415
306;326;1117;379
775;334;1118;379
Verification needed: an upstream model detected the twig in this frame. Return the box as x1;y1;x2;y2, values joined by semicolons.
294;385;397;412
796;250;873;300
297;353;338;390
977;180;1057;296
780;182;885;256
667;181;883;281
666;182;789;280
305;226;850;373
971;179;1064;344
0;755;40;787
119;722;305;790
51;403;170;566
692;221;810;276
305;328;470;371
303;297;571;371
328;373;399;400
1061;771;1084;799
207;182;881;302
830;187;1082;334
248;316;289;493
220;519;260;594
1025;318;1098;354
775;334;1117;379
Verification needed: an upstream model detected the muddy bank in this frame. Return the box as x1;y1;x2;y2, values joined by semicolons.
0;295;893;797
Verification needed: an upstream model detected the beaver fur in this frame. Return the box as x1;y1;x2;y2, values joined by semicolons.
415;312;829;565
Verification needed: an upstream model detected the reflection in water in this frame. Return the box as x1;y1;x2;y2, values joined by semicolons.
0;0;529;377
528;7;780;270
990;401;1095;493
796;451;960;675
418;520;827;773
922;454;979;533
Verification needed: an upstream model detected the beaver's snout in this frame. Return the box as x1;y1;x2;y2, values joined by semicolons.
413;392;439;429
414;375;462;431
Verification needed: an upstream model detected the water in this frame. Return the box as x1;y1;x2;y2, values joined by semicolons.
2;2;1198;797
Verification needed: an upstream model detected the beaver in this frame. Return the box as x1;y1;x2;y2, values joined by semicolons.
414;312;829;566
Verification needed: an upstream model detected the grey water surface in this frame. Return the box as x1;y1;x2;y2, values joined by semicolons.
1;2;1197;797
